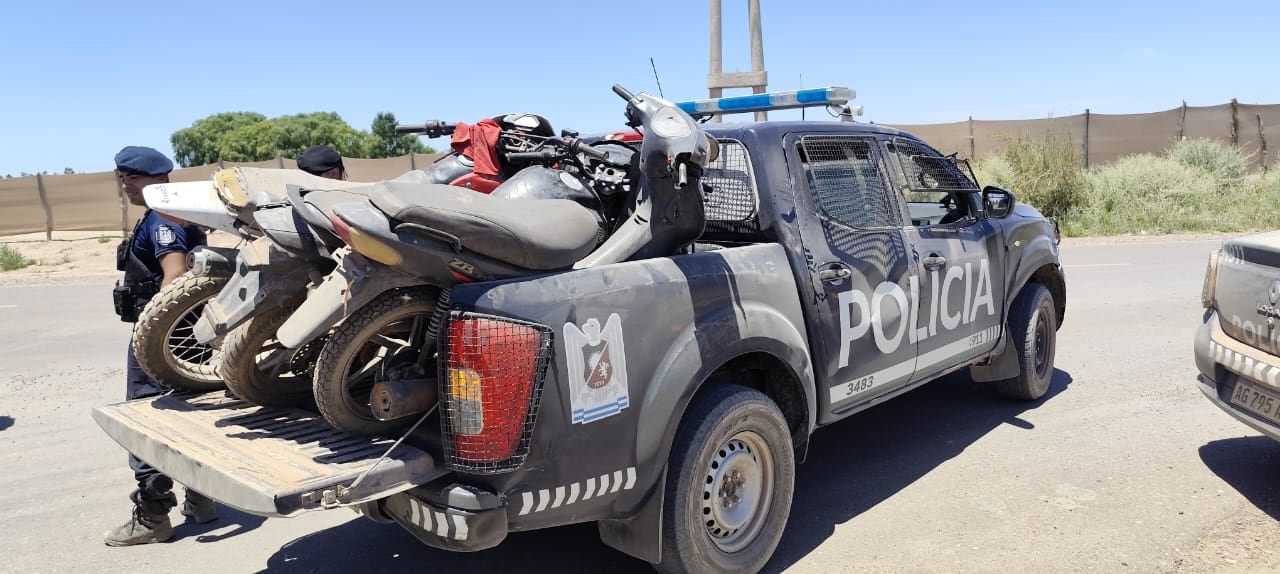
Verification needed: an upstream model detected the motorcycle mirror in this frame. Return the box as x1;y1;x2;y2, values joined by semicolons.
705;135;720;163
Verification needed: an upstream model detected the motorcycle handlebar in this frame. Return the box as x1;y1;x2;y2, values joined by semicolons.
575;142;611;163
612;84;636;102
394;121;457;137
505;149;559;163
508;139;624;166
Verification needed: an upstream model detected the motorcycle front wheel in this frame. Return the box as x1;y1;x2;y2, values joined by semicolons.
132;272;228;392
311;286;441;435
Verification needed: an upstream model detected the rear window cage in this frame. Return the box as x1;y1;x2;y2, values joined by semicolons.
886;137;980;194
699;138;762;236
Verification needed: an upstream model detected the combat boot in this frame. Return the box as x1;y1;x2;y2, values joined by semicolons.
180;488;218;524
104;490;176;547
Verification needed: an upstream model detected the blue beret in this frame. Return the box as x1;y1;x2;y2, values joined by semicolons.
114;146;174;176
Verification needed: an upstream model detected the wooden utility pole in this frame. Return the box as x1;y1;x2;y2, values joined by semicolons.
707;0;769;122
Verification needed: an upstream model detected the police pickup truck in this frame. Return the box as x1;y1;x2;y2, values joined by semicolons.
93;89;1067;574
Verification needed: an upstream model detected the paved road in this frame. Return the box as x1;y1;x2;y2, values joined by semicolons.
2;237;1277;574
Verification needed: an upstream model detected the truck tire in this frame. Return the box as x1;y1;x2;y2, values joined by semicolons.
655;384;795;574
311;287;440;435
995;282;1057;401
220;303;316;408
133;272;228;392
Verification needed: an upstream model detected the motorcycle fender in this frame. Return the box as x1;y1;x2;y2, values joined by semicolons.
192;240;318;344
274;250;421;349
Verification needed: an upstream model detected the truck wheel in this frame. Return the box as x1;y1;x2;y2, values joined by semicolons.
655;384;795;574
220;303;316;408
133;272;228;392
311;287;440;435
995;282;1057;401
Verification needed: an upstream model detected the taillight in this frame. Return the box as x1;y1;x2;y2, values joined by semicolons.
329;211;353;245
328;210;402;266
1202;248;1221;309
441;312;552;473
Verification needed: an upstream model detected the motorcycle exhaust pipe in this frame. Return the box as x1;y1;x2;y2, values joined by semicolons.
187;245;238;278
371;379;438;421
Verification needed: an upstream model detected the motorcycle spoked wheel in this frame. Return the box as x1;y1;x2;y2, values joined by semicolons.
132;272;228;392
219;301;323;408
311;286;442;436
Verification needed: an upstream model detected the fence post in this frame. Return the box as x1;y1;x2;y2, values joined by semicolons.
967;115;975;159
277;154;284;168
116;174;128;235
1231;98;1239;146
1178;100;1187;141
1083;109;1091;169
35;173;53;240
1259;114;1269;173
410;153;416;171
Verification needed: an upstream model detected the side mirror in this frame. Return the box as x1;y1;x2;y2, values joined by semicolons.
983;186;1016;218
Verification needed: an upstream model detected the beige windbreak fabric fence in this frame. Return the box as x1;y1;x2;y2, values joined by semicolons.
3;100;1277;237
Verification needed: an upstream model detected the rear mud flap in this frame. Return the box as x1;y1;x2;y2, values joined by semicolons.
275;250;420;349
193;240;321;344
92;392;446;518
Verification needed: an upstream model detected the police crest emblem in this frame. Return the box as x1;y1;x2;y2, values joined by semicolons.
155;224;176;246
563;313;629;424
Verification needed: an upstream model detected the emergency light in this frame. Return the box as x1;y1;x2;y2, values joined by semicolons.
675;87;858;119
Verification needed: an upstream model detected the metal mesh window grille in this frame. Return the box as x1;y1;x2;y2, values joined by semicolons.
439;311;553;474
889;137;978;193
701;139;761;235
798;136;901;229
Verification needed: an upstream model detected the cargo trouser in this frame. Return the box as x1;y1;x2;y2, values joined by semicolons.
125;338;176;501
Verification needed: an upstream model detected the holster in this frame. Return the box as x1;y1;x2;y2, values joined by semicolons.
114;215;162;323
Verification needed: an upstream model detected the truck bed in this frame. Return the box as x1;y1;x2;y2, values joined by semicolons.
92;391;446;517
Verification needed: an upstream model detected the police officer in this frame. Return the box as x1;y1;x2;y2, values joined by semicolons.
297;144;347;180
104;146;219;547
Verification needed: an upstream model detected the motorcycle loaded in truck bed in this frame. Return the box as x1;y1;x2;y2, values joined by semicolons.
92;391;446;517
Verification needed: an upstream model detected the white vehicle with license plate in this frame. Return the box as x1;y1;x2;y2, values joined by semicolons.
1194;231;1280;441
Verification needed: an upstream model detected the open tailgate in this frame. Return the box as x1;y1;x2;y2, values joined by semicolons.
92;392;446;518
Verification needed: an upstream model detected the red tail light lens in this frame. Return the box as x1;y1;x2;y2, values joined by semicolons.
441;312;552;473
329;210;353;245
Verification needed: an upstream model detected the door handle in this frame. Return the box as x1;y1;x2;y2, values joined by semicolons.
818;266;851;282
922;254;947;268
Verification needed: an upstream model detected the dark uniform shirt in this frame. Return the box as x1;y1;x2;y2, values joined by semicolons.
128;210;207;284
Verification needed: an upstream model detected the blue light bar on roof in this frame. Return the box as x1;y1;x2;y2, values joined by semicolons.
675;87;854;118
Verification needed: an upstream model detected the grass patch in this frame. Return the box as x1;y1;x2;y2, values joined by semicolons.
98;236;112;244
972;136;1280;236
0;245;35;271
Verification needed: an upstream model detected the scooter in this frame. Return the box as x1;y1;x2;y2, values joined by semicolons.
274;84;715;435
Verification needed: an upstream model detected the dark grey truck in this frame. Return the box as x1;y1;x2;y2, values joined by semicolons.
94;120;1067;574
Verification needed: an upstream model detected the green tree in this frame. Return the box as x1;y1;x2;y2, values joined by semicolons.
369;112;432;158
276;112;377;159
171;112;268;166
217;121;284;163
169;110;435;167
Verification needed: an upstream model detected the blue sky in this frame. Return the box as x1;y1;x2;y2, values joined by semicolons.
2;0;1277;175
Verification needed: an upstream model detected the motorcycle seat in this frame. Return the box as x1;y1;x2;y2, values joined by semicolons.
368;180;602;271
